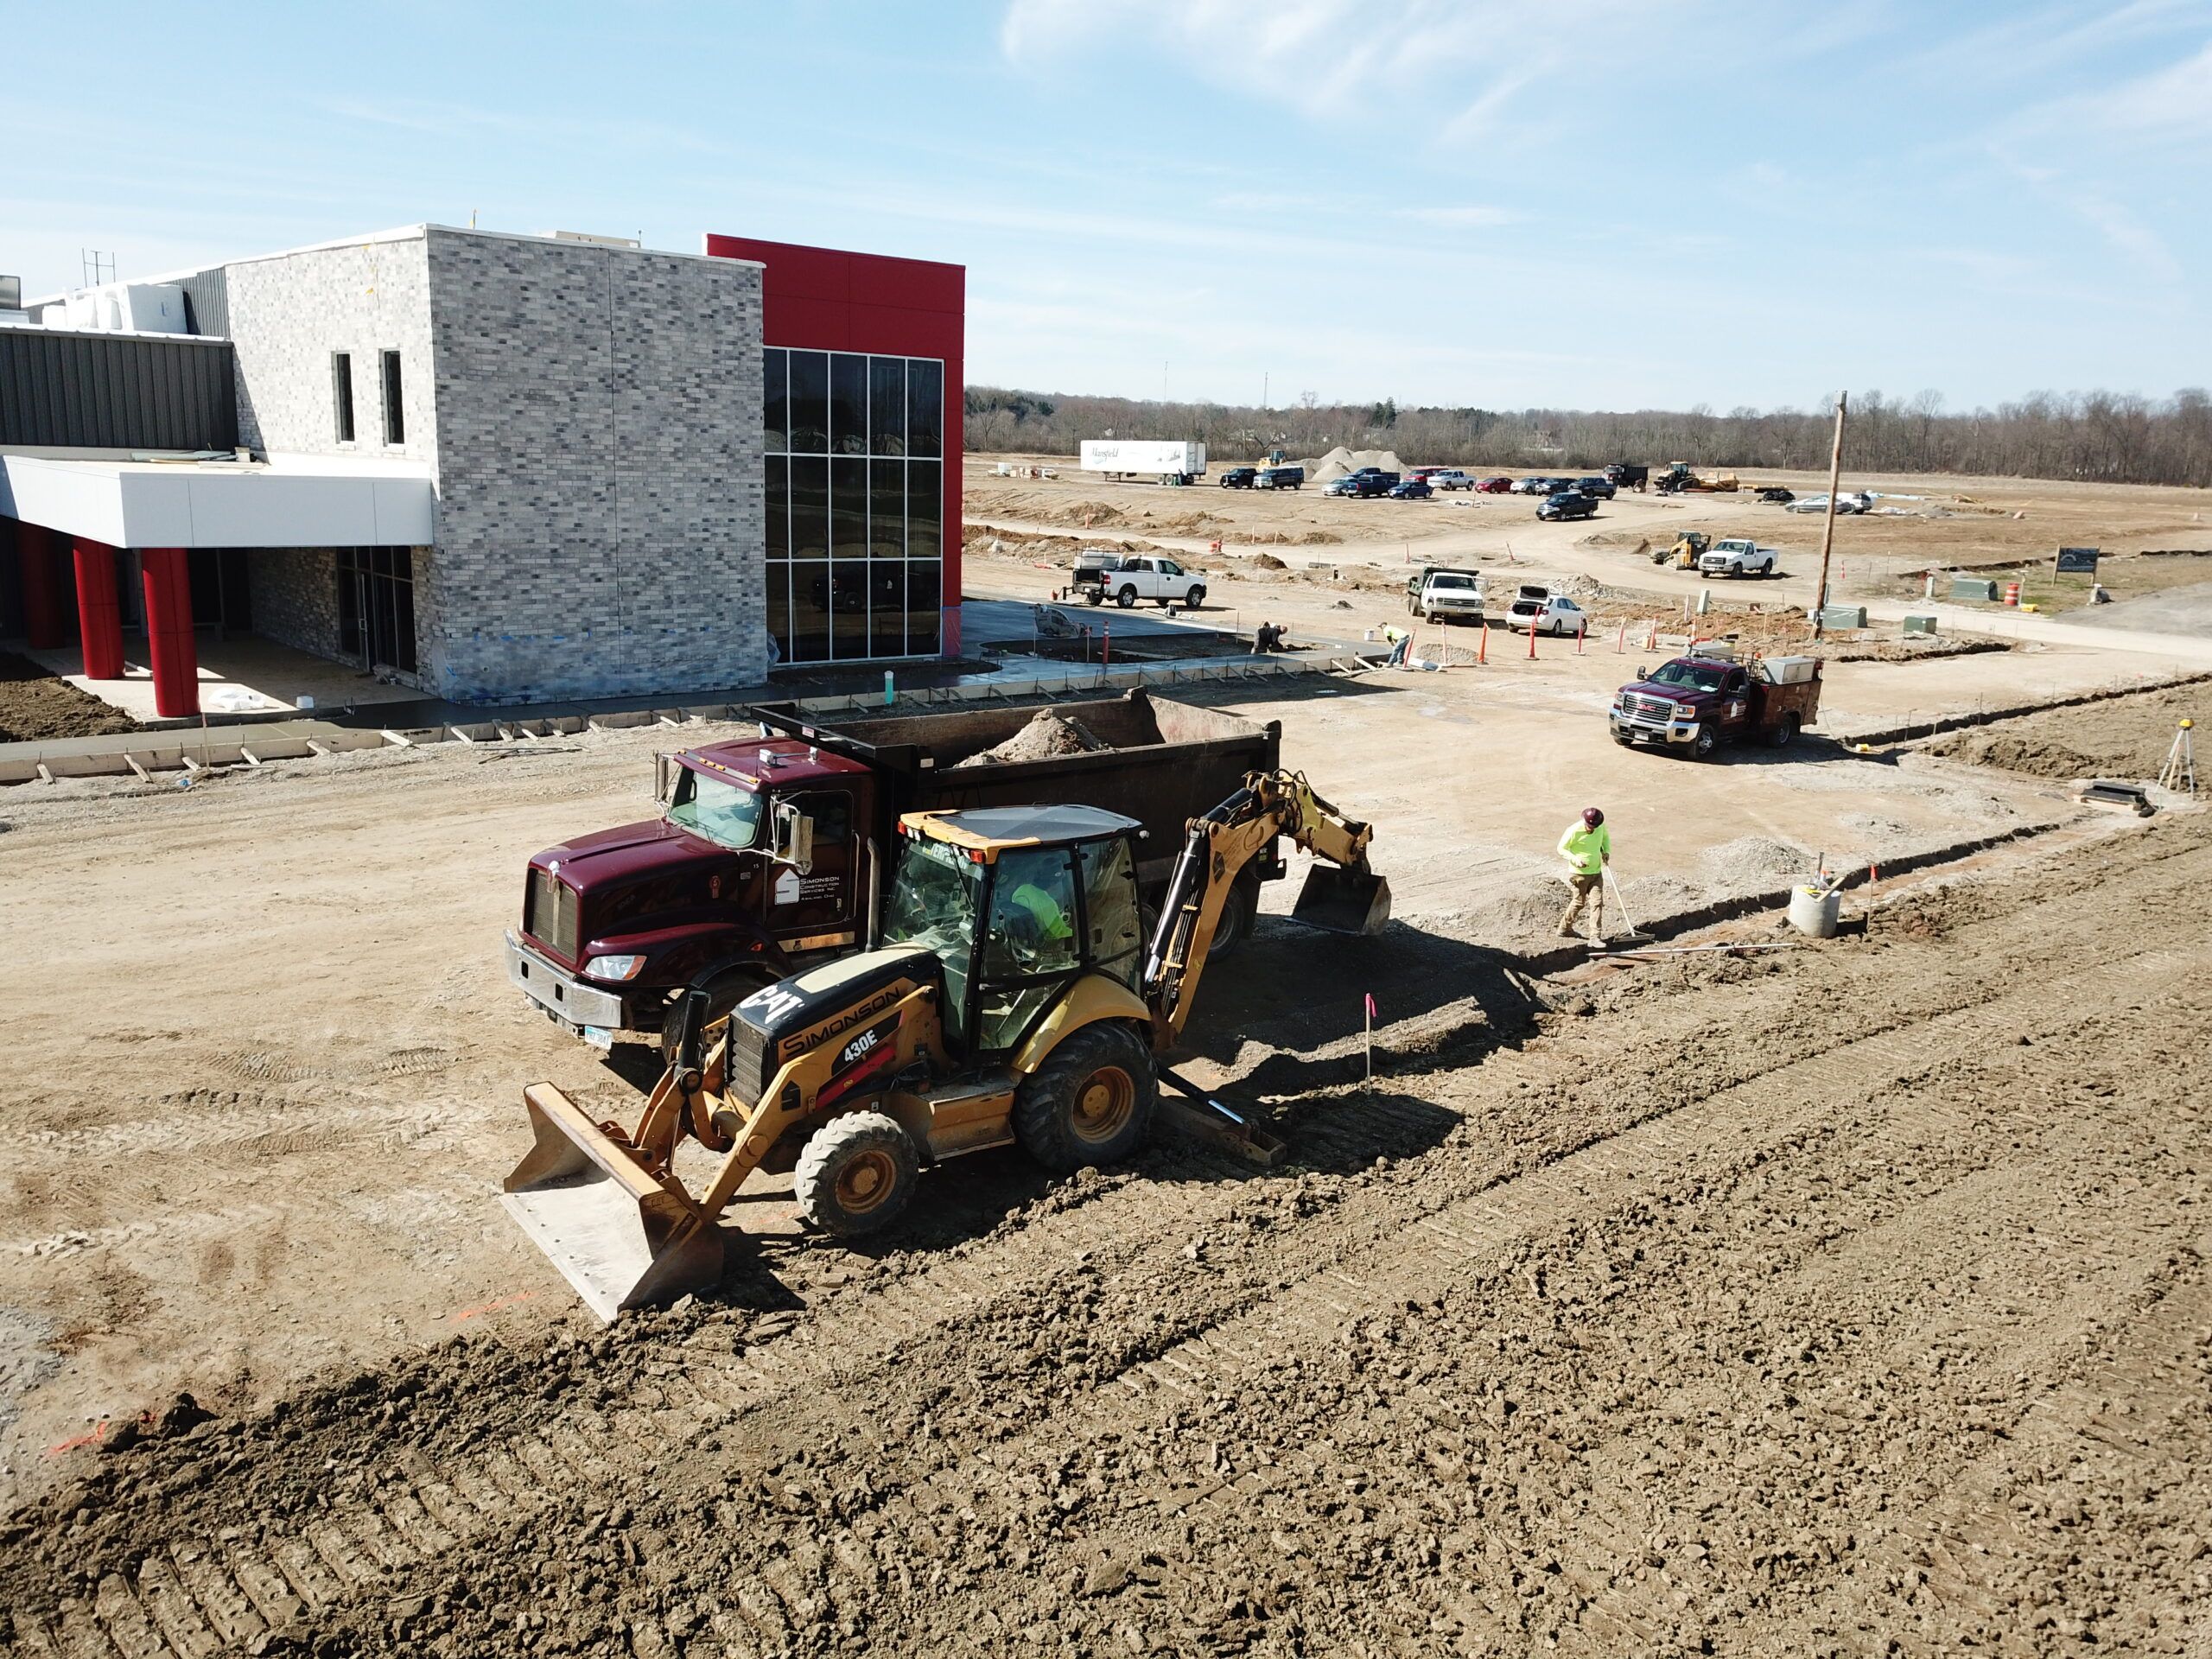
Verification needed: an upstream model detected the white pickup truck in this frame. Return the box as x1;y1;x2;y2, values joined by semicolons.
1072;550;1210;608
1698;537;1780;578
1405;566;1486;622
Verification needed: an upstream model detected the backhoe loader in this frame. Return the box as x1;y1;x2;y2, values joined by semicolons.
502;770;1391;1319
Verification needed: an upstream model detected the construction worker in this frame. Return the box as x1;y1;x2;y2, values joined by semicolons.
1002;878;1076;968
1382;623;1412;668
1556;806;1611;939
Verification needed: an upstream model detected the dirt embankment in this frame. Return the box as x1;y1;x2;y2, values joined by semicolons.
7;818;2212;1656
1931;683;2203;779
0;652;140;743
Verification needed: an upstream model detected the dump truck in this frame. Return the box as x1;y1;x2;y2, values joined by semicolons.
506;690;1287;1057
503;772;1392;1317
1609;652;1823;758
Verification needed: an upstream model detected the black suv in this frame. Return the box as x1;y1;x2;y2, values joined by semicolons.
1219;467;1257;489
1572;474;1616;499
1536;490;1599;522
1255;466;1305;490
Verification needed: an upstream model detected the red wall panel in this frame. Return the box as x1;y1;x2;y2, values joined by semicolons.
705;234;964;658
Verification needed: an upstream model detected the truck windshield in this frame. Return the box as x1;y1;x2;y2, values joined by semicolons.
1646;661;1730;692
885;836;981;1039
666;768;766;850
1430;575;1475;590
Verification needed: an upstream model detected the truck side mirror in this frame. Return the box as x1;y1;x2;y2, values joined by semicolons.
771;802;815;874
654;753;673;804
1636;664;1648;679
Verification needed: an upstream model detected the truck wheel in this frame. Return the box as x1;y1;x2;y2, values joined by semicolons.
1116;585;1138;609
659;969;768;1065
1086;591;1104;606
1770;713;1801;749
1692;727;1719;761
1205;869;1262;960
1013;1022;1156;1174
1185;585;1205;607
793;1111;919;1238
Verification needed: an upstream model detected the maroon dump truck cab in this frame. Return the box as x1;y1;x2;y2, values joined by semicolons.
506;741;881;1051
507;690;1284;1053
1608;653;1822;760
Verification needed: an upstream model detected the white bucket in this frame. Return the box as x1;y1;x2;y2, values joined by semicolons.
1788;884;1841;938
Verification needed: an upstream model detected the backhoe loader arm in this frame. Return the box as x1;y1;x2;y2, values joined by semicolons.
1142;771;1387;1044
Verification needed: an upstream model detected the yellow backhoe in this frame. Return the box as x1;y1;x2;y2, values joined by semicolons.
502;770;1390;1319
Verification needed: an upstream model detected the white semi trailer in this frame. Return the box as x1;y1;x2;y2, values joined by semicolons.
1079;440;1208;486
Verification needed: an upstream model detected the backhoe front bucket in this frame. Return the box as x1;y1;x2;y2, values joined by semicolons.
1291;865;1393;936
499;1084;726;1323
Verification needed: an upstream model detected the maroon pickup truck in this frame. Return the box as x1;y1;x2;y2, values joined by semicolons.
506;690;1283;1055
1609;652;1823;760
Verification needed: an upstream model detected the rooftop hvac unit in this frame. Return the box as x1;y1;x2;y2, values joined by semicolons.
0;276;19;309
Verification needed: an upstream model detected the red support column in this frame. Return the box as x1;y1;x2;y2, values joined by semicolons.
73;537;125;679
139;547;200;718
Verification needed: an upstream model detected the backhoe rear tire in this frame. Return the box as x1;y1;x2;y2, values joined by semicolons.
794;1111;919;1238
1013;1022;1155;1174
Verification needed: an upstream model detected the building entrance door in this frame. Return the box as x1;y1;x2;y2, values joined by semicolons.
337;547;417;677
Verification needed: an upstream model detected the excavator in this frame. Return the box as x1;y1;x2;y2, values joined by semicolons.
501;769;1391;1319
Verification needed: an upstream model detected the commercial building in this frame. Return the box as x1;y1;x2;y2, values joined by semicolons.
0;225;963;718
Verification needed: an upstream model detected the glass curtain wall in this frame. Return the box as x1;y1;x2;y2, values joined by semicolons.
763;347;943;664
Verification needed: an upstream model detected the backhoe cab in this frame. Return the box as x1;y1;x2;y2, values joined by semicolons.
502;772;1389;1319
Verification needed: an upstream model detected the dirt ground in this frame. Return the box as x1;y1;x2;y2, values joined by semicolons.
3;814;2209;1656
1930;683;2204;780
0;653;139;743
966;456;2212;632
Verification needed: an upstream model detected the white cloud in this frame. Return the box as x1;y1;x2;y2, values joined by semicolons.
1394;204;1516;228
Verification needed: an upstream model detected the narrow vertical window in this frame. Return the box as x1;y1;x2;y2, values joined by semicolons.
380;349;404;445
332;353;355;442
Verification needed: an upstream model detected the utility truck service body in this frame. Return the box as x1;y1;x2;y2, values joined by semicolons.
1610;653;1823;759
507;692;1284;1051
1079;440;1208;486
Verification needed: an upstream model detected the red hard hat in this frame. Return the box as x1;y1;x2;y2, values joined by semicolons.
1583;807;1604;827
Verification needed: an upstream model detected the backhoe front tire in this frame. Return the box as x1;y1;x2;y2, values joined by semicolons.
659;969;769;1065
1013;1022;1156;1174
794;1111;919;1238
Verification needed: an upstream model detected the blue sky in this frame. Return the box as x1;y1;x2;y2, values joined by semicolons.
6;1;2208;411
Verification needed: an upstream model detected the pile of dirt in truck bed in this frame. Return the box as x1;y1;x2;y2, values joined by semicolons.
0;652;139;743
952;709;1110;766
1930;683;2206;780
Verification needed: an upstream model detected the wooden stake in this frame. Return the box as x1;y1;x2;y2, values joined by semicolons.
1812;391;1848;638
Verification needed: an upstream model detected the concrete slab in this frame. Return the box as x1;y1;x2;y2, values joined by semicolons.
25;634;423;722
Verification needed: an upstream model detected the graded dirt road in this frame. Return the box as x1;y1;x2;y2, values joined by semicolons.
3;814;2209;1657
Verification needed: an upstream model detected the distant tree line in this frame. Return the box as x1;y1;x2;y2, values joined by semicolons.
963;385;2212;487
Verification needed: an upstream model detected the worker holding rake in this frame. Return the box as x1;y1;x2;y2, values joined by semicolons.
1556;806;1611;940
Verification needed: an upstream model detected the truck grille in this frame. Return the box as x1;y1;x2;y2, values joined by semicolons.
527;868;581;962
725;1008;777;1103
1622;692;1675;723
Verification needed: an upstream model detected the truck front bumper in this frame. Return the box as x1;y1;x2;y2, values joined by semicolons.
505;931;632;1039
1609;713;1700;747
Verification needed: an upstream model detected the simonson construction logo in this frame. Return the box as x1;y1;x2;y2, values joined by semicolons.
777;981;909;1063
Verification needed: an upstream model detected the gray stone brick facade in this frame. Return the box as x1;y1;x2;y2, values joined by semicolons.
216;226;766;703
421;229;766;702
247;548;342;657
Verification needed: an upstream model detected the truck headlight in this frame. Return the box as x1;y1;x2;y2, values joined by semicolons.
1675;702;1697;719
584;954;645;982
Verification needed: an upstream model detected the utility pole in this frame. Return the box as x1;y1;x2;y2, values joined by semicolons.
1262;371;1268;411
1811;391;1848;639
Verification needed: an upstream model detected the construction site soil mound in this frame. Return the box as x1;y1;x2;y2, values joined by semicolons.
950;709;1109;766
0;652;139;743
1302;446;1406;486
1931;683;2203;780
6;817;2211;1656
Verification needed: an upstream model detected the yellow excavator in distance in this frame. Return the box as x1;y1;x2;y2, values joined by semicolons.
502;769;1391;1319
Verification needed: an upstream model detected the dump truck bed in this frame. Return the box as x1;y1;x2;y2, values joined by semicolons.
751;691;1282;887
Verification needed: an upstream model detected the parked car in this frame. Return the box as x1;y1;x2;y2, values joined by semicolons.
1509;475;1554;495
1427;469;1476;491
1218;467;1257;489
1407;466;1446;481
1326;470;1399;498
1389;478;1433;500
1255;466;1305;490
1572;474;1616;499
1506;589;1587;636
1536;490;1599;522
1322;475;1362;498
1697;537;1780;578
1477;475;1515;493
1754;486;1796;504
1406;566;1485;622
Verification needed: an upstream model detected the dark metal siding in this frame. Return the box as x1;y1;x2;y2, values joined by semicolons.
0;330;238;451
174;268;230;340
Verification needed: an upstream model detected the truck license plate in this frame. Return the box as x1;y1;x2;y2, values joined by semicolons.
582;1026;614;1051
